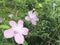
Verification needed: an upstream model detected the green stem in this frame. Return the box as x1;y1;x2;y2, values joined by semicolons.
12;38;15;45
3;0;5;7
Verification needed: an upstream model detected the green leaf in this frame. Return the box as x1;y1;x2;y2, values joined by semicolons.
0;25;10;29
56;40;60;43
0;43;2;45
2;43;15;45
56;40;60;45
23;40;28;45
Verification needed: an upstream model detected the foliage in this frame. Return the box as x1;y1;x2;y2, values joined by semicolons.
0;0;60;45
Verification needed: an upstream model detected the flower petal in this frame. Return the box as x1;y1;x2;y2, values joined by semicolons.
35;17;39;21
25;16;31;21
21;28;29;35
18;20;24;27
4;29;14;38
8;14;13;19
33;12;37;16
14;34;24;44
33;17;39;21
31;20;37;25
28;11;37;18
28;11;33;16
9;21;17;27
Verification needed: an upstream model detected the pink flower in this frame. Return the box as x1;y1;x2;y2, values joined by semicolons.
3;20;29;44
25;11;39;25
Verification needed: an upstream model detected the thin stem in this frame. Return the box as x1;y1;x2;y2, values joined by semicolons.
12;38;15;45
16;10;19;17
3;0;5;7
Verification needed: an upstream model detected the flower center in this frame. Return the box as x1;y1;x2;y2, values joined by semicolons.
14;31;18;34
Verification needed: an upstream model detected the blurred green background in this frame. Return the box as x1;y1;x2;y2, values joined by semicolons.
0;0;60;45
